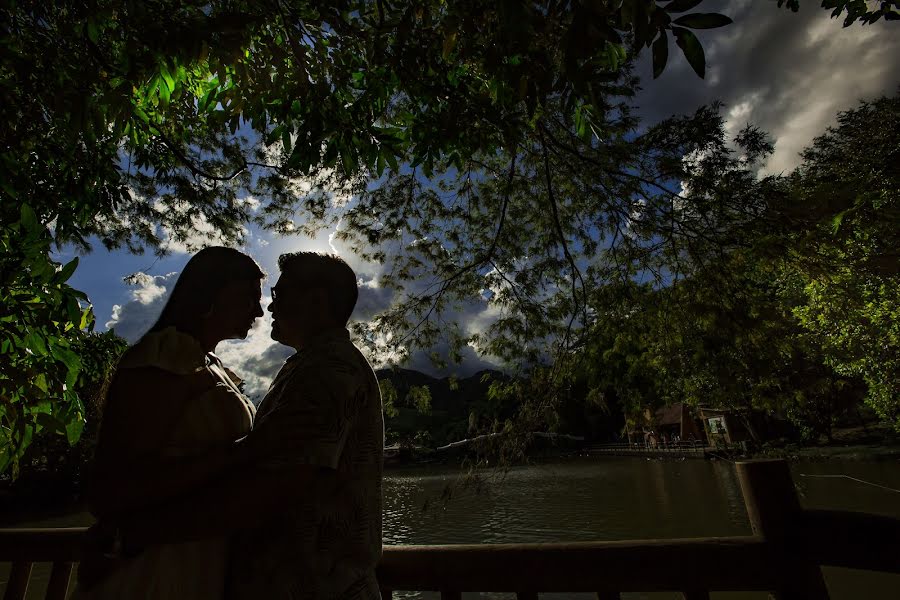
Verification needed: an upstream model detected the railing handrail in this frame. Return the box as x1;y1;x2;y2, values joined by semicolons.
2;513;897;573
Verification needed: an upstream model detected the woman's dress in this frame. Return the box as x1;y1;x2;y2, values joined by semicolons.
75;327;255;599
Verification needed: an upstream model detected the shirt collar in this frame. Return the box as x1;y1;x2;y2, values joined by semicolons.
286;327;350;362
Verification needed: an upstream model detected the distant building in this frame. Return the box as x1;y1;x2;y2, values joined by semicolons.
698;406;792;446
653;403;705;442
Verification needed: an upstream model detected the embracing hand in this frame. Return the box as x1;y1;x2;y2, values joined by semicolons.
77;520;127;590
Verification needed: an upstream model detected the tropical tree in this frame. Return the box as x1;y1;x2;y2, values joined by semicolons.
574;93;900;438
784;95;900;427
0;206;101;477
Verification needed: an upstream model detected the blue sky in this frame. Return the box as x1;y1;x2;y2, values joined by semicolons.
53;1;900;401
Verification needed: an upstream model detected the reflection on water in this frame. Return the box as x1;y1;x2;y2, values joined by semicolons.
2;457;900;600
383;458;752;545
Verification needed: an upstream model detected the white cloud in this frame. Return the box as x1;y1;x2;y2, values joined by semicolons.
214;297;292;402
106;271;178;342
239;195;261;213
354;275;395;319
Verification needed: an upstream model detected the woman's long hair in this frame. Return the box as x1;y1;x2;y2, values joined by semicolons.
147;246;264;337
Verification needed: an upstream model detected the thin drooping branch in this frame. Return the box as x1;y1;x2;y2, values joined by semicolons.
539;128;588;351
397;151;518;344
539;121;687;201
156;133;281;183
157;134;246;181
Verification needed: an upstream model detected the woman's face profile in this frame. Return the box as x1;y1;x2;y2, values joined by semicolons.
209;278;264;340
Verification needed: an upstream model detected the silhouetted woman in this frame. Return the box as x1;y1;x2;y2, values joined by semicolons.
75;246;265;599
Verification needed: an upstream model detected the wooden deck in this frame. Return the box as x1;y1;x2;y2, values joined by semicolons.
2;460;899;599
588;442;710;458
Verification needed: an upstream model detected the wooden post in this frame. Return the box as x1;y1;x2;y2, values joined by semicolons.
45;562;74;600
2;561;32;600
735;459;830;600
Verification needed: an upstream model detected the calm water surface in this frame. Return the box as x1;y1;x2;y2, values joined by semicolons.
4;457;900;599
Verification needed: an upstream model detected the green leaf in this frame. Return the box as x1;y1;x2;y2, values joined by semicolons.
86;21;100;44
20;204;41;234
673;27;706;78
79;306;93;330
24;331;48;356
159;78;171;107
663;0;704;13
267;124;284;146
652;31;669;79
50;345;81;373
65;295;81;327
340;145;357;174
385;152;399;173
199;89;215;112
831;210;847;233
159;62;175;93
286;146;305;170
65;416;84;445
672;13;733;29
34;374;49;393
442;31;458;59
56;257;79;283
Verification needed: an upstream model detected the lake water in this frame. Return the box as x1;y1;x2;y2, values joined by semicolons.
3;456;900;599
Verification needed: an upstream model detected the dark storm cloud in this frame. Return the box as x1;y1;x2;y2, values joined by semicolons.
634;0;900;172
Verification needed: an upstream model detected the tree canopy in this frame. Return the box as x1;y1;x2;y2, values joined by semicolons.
1;0;897;474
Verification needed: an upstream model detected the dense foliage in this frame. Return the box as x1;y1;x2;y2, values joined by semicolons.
1;206;97;477
572;95;900;439
1;1;897;474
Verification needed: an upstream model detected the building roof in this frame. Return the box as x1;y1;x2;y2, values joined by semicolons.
654;403;683;426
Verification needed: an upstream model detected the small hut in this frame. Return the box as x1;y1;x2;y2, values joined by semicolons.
653;403;705;442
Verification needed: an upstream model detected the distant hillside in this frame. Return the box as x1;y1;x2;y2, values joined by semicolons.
375;367;512;445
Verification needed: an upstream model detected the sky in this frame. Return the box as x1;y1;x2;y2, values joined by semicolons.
56;1;900;402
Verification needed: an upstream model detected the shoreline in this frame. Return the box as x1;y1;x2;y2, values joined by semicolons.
753;443;900;462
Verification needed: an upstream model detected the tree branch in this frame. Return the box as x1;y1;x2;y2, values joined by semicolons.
539;128;588;351
398;151;518;344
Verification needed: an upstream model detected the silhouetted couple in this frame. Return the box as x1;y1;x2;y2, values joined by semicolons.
76;248;384;600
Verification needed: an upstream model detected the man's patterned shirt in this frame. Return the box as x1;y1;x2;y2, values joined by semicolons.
229;329;384;600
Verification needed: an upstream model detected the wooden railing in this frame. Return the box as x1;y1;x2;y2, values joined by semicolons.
589;441;708;457
2;460;899;600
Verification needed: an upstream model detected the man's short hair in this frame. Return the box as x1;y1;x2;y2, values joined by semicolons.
277;252;358;324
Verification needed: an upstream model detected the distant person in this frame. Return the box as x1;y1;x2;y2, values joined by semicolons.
76;247;266;599
88;252;385;600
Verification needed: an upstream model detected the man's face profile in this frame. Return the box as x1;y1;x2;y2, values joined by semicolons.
269;274;319;347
